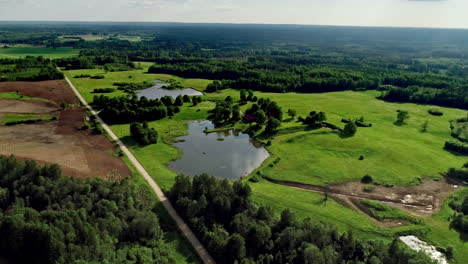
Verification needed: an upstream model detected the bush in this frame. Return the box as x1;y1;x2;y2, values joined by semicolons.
359;155;365;160
130;122;158;146
90;75;105;79
361;175;373;184
444;141;468;155
92;88;115;93
342;121;357;137
73;74;91;78
364;185;375;192
428;108;443;116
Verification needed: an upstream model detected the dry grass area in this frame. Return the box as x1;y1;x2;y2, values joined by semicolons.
0;81;131;179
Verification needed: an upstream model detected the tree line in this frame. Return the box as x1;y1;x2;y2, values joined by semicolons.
92;95;185;124
0;57;63;82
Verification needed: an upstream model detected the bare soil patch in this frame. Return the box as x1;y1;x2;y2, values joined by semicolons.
0;81;131;179
266;177;462;221
0;80;79;105
0;99;57;114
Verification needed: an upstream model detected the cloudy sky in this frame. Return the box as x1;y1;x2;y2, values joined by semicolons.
0;0;466;28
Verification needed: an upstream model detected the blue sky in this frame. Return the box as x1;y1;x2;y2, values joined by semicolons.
0;0;466;28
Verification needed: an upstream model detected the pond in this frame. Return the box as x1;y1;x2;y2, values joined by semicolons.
137;81;203;99
169;120;270;180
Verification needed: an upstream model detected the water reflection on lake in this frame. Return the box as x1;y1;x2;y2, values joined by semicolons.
137;81;203;99
169;120;270;180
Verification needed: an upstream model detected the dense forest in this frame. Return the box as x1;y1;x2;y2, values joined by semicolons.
0;155;174;264
169;174;436;264
0;57;63;82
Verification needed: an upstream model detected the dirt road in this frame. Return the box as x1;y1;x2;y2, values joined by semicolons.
63;74;215;264
265;177;461;218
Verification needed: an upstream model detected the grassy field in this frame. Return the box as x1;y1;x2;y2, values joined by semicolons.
208;89;467;186
67;68;468;263
0;46;79;59
64;63;212;102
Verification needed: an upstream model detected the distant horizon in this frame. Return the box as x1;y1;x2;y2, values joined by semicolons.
1;0;467;29
1;20;467;31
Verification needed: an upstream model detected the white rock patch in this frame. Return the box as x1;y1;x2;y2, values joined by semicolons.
399;236;448;264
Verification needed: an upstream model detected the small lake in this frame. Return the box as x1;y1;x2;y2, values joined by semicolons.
169;120;270;180
137;81;203;99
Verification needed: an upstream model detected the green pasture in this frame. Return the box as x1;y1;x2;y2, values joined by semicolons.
0;46;79;59
208;89;467;186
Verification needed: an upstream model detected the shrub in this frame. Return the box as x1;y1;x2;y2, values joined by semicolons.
130;122;158;146
359;155;365;160
428;108;443;116
444;141;468;155
361;175;373;184
90;75;105;79
73;74;91;78
363;185;375;192
342;121;357;137
92;88;115;93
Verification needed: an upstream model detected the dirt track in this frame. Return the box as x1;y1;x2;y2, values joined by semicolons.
266;177;462;220
0;81;131;179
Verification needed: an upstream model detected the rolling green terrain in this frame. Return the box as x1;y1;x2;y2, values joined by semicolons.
207;89;467;186
66;66;467;263
0;46;79;59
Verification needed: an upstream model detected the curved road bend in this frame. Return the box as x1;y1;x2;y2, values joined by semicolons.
63;75;216;264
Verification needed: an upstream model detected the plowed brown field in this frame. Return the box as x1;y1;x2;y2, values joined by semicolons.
0;81;131;179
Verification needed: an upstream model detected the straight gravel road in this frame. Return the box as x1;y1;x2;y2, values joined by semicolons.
63;74;215;264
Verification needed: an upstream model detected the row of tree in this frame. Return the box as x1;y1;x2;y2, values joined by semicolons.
92;95;188;124
0;56;63;82
0;155;174;264
169;173;437;264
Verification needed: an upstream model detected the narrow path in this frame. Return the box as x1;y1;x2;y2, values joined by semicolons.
63;73;215;264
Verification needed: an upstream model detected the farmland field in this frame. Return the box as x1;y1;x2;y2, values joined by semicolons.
0;46;79;58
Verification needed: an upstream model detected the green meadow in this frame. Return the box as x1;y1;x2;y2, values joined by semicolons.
66;66;468;263
0;46;79;59
207;89;467;186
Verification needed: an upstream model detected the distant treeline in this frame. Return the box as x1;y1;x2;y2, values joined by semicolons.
55;54;136;71
0;56;63;81
0;155;174;264
170;174;437;264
